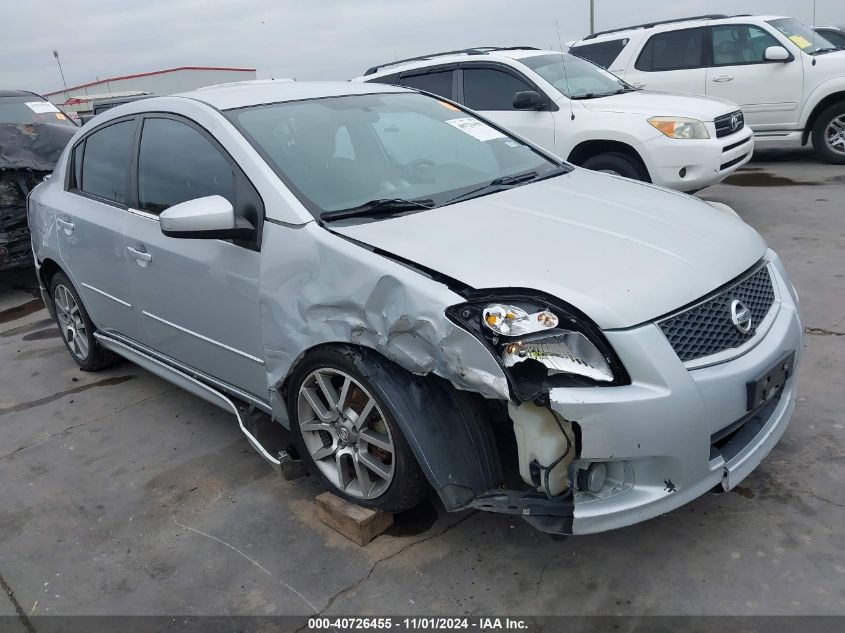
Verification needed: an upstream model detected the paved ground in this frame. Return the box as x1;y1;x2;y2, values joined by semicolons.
1;149;843;621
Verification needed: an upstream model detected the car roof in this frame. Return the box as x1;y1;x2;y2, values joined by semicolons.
357;48;556;81
575;14;788;44
175;80;409;110
0;90;42;99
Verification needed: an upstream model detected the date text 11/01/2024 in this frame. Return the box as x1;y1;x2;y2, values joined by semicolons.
307;617;530;630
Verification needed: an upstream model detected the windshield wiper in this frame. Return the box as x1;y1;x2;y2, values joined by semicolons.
813;46;843;55
442;166;570;207
320;197;435;222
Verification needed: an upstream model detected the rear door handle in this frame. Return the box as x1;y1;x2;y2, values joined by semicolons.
56;217;75;232
630;82;646;89
126;246;152;263
712;75;734;82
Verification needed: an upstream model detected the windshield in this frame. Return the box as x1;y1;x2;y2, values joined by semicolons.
0;96;76;126
768;18;835;54
227;92;563;217
520;53;631;99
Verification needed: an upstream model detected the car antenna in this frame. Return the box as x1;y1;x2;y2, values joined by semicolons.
556;20;575;120
812;0;818;65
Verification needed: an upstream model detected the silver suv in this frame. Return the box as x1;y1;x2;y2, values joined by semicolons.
29;81;802;534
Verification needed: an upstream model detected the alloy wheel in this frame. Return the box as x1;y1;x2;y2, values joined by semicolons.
297;368;395;499
54;284;89;361
824;114;845;155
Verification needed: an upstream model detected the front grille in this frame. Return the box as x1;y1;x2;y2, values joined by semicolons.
658;264;776;363
715;110;745;138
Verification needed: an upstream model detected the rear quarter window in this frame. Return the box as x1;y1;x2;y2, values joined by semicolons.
570;38;629;68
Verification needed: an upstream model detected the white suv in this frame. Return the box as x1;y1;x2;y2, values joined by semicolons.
354;47;753;192
570;14;845;163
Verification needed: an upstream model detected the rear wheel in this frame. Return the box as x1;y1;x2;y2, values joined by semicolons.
288;348;426;513
582;152;647;180
50;272;117;371
812;102;845;164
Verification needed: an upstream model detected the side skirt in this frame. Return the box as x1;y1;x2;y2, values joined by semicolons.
94;331;282;472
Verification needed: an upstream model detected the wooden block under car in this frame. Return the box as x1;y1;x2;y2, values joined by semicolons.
315;492;393;546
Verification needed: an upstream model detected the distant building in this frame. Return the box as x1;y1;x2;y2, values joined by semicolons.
46;66;256;113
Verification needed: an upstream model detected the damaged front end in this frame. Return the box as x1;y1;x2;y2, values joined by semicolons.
445;291;629;534
0;122;75;270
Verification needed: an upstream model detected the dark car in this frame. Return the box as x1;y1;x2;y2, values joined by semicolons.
0;90;77;270
813;26;845;49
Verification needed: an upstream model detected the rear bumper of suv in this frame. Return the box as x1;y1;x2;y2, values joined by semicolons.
640;125;754;191
525;250;800;534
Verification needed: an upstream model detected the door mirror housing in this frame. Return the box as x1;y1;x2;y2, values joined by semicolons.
513;90;547;110
763;46;790;62
159;195;254;240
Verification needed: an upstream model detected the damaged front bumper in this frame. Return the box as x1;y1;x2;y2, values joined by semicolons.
0;170;42;270
469;252;802;534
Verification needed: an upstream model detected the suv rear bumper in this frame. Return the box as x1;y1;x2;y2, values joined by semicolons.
640;126;754;191
529;251;800;534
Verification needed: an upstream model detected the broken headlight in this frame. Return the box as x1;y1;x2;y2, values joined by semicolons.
447;294;628;400
502;331;613;382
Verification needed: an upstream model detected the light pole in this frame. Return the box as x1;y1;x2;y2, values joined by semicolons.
52;48;69;101
589;0;595;34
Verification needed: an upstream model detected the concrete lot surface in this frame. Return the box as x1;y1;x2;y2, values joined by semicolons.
1;150;843;621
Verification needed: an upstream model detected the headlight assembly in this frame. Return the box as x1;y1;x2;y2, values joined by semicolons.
502;331;613;382
447;294;628;401
648;116;710;139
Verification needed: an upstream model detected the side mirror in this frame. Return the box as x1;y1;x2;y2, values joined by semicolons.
159;195;254;240
513;90;547;110
764;46;790;62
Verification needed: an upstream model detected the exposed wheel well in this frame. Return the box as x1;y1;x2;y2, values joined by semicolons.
278;341;508;510
567;140;651;182
803;91;845;145
39;258;63;291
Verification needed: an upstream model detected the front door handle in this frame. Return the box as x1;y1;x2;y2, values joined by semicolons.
126;246;152;263
630;82;646;89
56;217;75;233
712;75;734;82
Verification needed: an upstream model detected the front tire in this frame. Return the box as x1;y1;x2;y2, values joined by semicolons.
582;152;647;181
288;347;426;513
50;272;117;371
812;102;845;164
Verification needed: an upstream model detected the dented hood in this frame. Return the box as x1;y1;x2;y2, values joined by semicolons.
331;169;767;329
0;122;76;171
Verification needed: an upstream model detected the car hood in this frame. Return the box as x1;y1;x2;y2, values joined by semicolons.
331;169;767;330
576;90;738;121
0;122;76;171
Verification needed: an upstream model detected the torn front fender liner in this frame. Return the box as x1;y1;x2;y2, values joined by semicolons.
299;344;505;510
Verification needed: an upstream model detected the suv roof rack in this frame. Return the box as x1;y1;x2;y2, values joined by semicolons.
581;14;730;40
363;46;540;76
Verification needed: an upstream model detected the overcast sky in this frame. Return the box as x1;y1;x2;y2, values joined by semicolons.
2;0;841;93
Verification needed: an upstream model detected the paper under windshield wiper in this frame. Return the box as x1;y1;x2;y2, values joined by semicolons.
321;198;435;221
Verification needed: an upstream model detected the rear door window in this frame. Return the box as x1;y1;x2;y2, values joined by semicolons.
400;70;454;99
462;67;534;110
77;119;135;205
635;28;705;71
570;38;629;68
